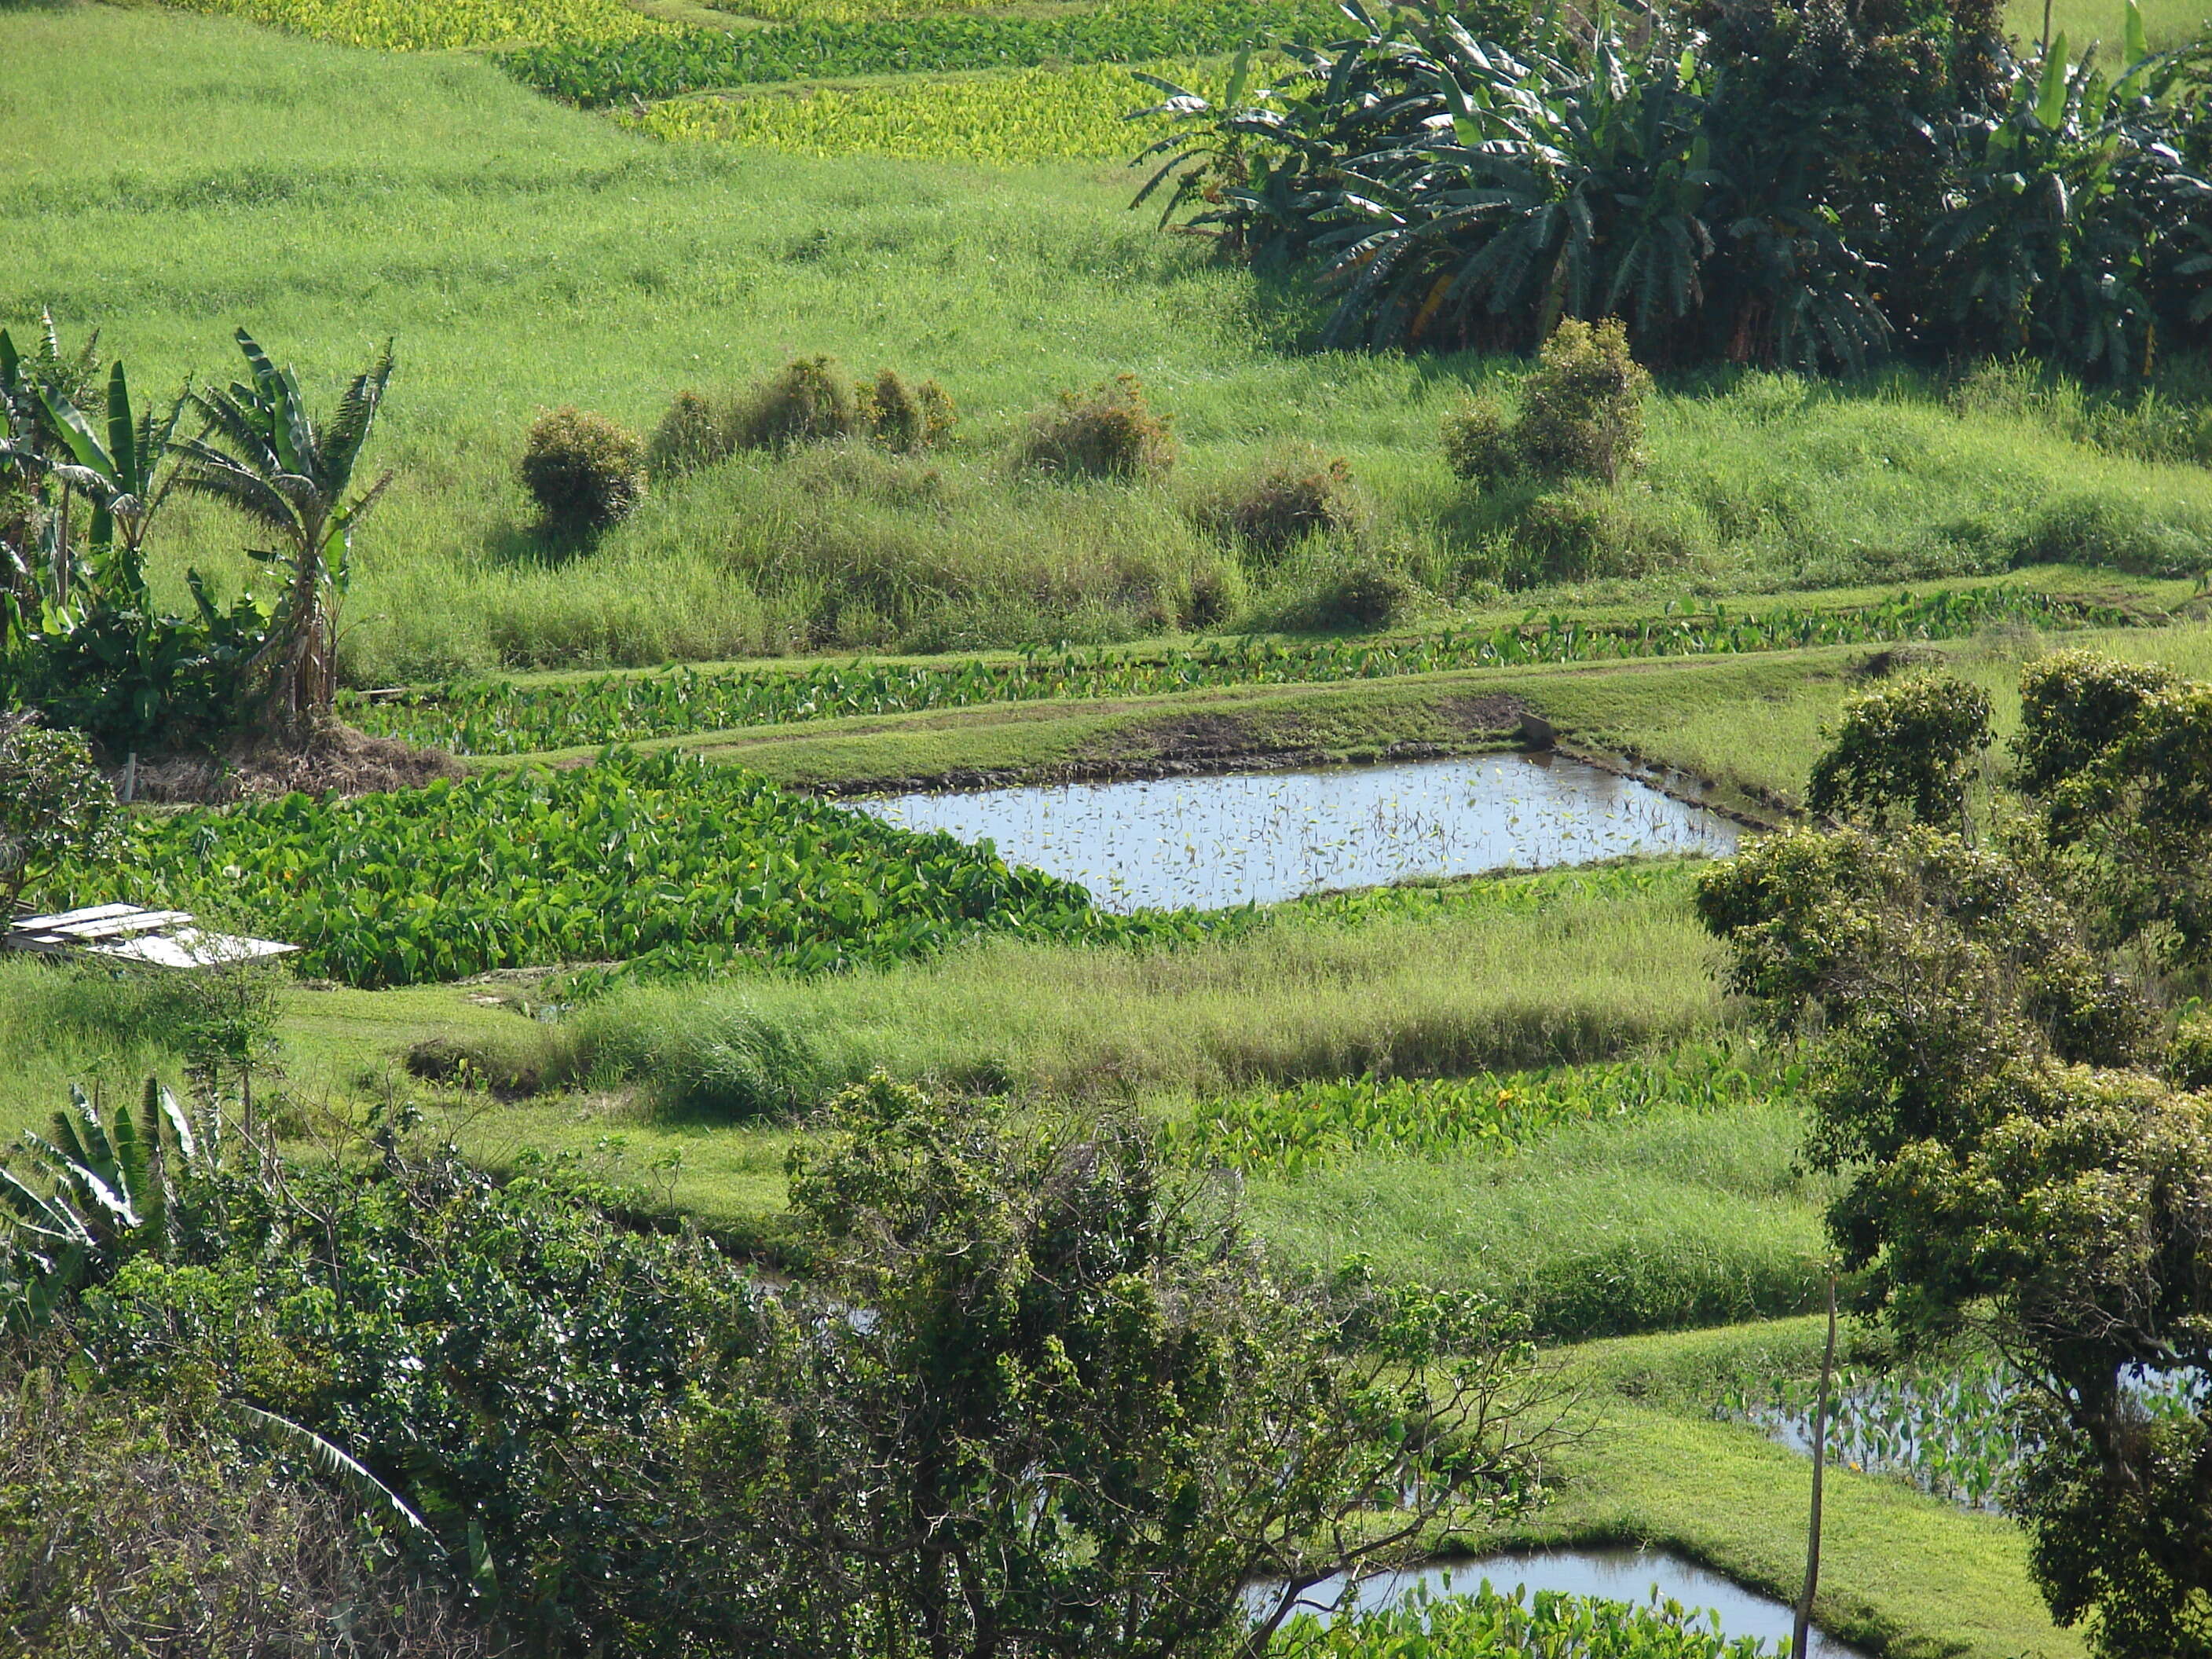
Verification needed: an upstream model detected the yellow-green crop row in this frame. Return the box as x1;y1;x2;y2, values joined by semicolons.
626;56;1270;162
709;0;1005;24
159;0;670;51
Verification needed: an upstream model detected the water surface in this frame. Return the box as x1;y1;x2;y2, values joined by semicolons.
1255;1547;1868;1657
855;752;1739;911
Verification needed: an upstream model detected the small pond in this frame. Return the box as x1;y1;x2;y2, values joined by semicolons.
1251;1547;1869;1657
854;753;1740;911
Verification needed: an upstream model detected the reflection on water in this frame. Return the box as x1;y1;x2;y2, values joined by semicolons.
1253;1547;1870;1657
854;753;1740;912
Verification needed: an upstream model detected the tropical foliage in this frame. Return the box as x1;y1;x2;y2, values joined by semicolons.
0;718;116;908
344;585;2123;756
1135;0;2211;372
4;1072;1559;1659
170;329;396;726
35;749;1207;987
1;322;391;748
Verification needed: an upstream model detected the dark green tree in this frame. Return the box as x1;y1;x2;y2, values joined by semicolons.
1806;672;1994;831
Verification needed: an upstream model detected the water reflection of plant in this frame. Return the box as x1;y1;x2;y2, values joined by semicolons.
865;757;1734;914
1721;1357;2204;1514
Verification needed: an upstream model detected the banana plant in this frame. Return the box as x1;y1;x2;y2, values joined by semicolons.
170;329;394;727
0;315;105;616
0;1078;218;1335
35;359;186;608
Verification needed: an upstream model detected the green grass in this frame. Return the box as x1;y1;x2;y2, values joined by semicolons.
1243;1093;1831;1339
6;3;2210;685
1482;1321;2089;1659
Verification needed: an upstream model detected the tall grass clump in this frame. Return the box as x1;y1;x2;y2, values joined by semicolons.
1020;374;1177;480
1196;449;1362;555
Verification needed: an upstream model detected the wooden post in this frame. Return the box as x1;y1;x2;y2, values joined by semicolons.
1796;1275;1839;1657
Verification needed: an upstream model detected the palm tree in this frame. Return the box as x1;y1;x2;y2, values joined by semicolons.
170;330;394;731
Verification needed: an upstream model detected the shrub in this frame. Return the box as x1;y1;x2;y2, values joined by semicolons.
0;717;118;906
1302;556;1415;630
646;388;734;478
520;406;647;538
2173;1010;2212;1091
0;1379;483;1659
1019;373;1177;480
1441;394;1517;484
1806;672;1995;830
730;359;954;455
1199;451;1359;554
859;368;955;454
1441;322;1649;492
1515;318;1650;484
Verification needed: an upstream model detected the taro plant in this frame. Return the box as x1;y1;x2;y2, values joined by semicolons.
170;329;395;728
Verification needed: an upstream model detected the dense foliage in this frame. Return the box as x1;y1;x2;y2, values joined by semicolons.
1276;1581;1784;1657
520;406;647;540
1697;650;2212;1657
48;750;1181;987
2;1075;1557;1658
0;718;115;908
343;586;2121;756
1138;0;2212;372
1804;672;1995;830
2;320;392;745
502;0;1336;105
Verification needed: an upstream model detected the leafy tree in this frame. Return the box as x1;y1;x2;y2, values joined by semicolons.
170;330;395;730
1806;672;1994;830
0;717;117;909
1697;649;2212;1659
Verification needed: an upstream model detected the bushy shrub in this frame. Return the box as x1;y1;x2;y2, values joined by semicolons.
0;717;118;906
1199;451;1360;554
0;1379;483;1659
1806;672;1994;830
733;354;860;450
521;406;647;539
860;368;956;455
1441;394;1518;484
1286;556;1415;631
724;359;956;456
1019;374;1177;480
1442;322;1650;491
646;388;734;478
1515;318;1650;483
2173;1009;2212;1091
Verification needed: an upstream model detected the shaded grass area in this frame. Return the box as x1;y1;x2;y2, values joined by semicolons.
1243;1097;1831;1339
5;5;2211;683
1478;1320;2089;1659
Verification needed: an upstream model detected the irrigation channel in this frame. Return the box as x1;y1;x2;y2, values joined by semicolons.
852;753;1741;910
1250;1548;1870;1655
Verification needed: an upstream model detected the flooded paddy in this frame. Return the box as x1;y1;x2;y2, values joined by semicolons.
1254;1547;1869;1656
854;752;1741;911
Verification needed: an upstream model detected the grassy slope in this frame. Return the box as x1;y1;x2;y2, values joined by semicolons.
1499;1322;2088;1659
9;5;2212;680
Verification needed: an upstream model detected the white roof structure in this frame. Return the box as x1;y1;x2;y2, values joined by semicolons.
5;903;298;968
